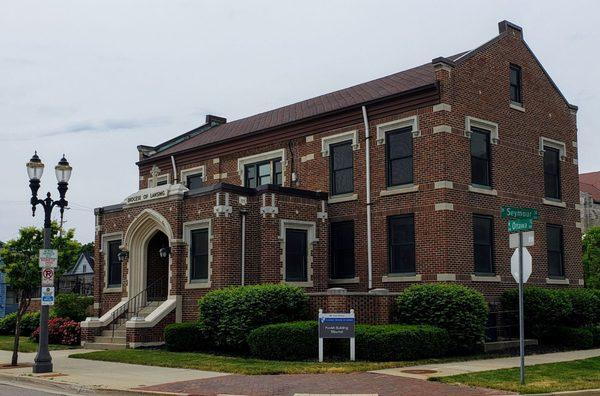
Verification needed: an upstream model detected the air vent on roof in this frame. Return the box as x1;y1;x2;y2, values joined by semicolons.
206;115;227;125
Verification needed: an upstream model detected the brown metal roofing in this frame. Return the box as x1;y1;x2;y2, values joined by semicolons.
581;172;600;201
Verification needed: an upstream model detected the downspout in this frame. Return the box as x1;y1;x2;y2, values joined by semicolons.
171;156;178;184
362;106;373;290
240;208;247;285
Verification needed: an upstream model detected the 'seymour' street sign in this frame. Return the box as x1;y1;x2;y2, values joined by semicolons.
501;206;539;220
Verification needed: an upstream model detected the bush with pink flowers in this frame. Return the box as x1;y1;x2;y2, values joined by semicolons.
31;317;81;345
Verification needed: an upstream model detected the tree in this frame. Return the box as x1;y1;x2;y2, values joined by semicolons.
582;226;600;289
0;223;82;366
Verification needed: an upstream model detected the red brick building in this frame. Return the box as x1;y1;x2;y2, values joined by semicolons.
82;21;583;348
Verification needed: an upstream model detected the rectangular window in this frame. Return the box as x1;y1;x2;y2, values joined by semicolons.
386;127;413;186
156;179;168;186
547;224;564;277
244;158;282;188
186;174;204;190
544;147;561;199
473;215;494;274
285;229;307;282
510;64;522;104
330;221;355;279
471;127;491;187
107;240;122;287
330;141;354;195
190;229;209;280
388;215;415;274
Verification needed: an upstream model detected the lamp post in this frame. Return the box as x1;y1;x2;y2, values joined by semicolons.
26;152;72;374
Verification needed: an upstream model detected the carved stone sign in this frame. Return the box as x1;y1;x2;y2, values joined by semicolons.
123;184;188;206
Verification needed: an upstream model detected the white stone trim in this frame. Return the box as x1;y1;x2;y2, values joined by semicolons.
436;273;456;281
279;219;318;287
329;277;360;284
212;157;220;164
101;232;124;293
328;193;358;204
321;130;359;156
539;137;567;160
509;102;526;112
546;278;570;285
542;198;567;208
148;173;170;188
434;181;454;189
471;274;501;282
126;296;180;328
382;274;422;282
465;116;499;144
183;218;213;288
180;165;206;187
433;103;451;112
213;172;228;180
573;158;578;165
81;297;128;328
468;185;498;196
433;125;452;134
380;184;419;196
237;148;286;186
301;153;315;163
376;116;419;145
435;203;454;211
305;135;314;142
579;279;585;286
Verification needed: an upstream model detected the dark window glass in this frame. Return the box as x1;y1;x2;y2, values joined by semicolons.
471;128;491;187
244;158;282;188
330;221;355;279
285;229;307;282
156;178;168;186
547;224;564;277
510;64;522;104
107;240;122;287
388;215;415;274
186;174;204;190
473;215;494;274
330;141;354;195
544;147;561;199
190;229;209;280
386;127;413;186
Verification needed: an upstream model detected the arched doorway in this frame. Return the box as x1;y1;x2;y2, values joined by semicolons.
145;231;169;301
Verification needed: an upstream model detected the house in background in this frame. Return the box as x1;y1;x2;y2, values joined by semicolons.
59;252;94;296
0;242;18;318
579;172;600;232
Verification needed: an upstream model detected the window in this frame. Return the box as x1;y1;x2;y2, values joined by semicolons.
547;224;564;277
107;240;122;287
544;146;561;199
510;64;522;104
285;229;307;282
244;158;282;188
330;141;354;195
473;215;494;274
186;174;204;190
330;221;355;279
386;127;413;186
190;229;209;280
471;127;491;187
388;215;415;274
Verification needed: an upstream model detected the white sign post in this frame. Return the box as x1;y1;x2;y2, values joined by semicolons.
318;309;355;362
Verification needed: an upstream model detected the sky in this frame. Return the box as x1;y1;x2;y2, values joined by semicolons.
1;0;599;244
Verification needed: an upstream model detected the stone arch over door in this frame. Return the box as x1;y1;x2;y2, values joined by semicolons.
124;209;174;299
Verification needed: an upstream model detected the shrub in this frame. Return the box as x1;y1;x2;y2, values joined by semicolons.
247;321;450;361
587;326;600;347
395;284;488;353
31;317;80;345
561;288;600;327
164;322;214;352
541;326;594;350
198;284;309;351
501;287;572;339
52;293;93;322
0;312;41;336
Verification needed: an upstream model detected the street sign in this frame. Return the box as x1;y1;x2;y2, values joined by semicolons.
318;310;355;362
41;287;55;306
510;231;534;248
508;219;533;233
41;267;55;287
511;246;532;283
39;249;58;268
501;206;539;220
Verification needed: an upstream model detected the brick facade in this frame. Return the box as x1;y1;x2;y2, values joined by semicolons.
90;21;583;344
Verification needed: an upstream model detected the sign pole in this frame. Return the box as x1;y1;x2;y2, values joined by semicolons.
33;225;53;373
518;230;525;385
318;309;324;362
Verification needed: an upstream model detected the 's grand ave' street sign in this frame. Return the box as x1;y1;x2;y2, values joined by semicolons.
508;218;533;233
501;206;539;220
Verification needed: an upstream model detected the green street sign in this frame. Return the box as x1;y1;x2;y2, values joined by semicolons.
501;206;539;220
508;218;533;233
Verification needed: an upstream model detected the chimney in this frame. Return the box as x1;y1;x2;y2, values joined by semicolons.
498;20;523;39
206;114;227;126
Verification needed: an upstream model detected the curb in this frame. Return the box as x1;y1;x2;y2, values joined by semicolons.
526;389;600;396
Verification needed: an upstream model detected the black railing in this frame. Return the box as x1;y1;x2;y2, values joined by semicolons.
110;276;168;338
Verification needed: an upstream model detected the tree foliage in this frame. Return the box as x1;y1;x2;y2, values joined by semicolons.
583;227;600;289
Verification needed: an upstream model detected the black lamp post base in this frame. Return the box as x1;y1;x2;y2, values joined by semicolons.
32;361;53;373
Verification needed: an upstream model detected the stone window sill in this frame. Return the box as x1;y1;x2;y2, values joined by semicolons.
471;274;501;282
285;281;314;288
542;198;567;208
382;274;422;283
329;277;360;284
104;286;123;293
546;277;569;285
468;184;498;196
328;193;358;204
380;184;419;196
185;280;211;289
436;273;457;281
510;102;525;112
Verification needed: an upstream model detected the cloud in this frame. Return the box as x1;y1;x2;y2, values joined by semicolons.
39;116;172;137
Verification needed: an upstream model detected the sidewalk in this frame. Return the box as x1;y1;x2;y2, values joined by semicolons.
372;348;600;380
0;348;228;393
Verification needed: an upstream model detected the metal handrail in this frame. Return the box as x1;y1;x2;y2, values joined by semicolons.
110;275;168;338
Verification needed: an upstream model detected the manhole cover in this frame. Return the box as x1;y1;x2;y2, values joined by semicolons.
401;369;438;374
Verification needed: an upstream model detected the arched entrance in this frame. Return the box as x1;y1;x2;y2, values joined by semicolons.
124;209;174;300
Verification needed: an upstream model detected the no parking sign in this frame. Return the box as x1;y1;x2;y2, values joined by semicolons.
42;267;54;286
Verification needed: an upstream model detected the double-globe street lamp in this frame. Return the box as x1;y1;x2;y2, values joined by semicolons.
26;152;72;373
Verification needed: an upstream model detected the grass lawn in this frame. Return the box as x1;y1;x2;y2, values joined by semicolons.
434;356;600;394
0;335;75;353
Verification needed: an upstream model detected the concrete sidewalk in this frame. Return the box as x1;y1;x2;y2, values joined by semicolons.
0;348;228;393
373;348;600;380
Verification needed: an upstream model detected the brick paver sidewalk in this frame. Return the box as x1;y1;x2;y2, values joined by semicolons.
137;372;513;396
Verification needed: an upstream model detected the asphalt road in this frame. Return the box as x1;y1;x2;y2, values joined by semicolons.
0;380;120;396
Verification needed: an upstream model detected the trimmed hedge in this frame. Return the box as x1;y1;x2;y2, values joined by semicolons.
588;326;600;347
0;312;41;336
541;326;594;350
164;322;214;352
52;293;93;322
247;321;450;361
198;284;309;351
395;284;488;353
561;288;600;327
